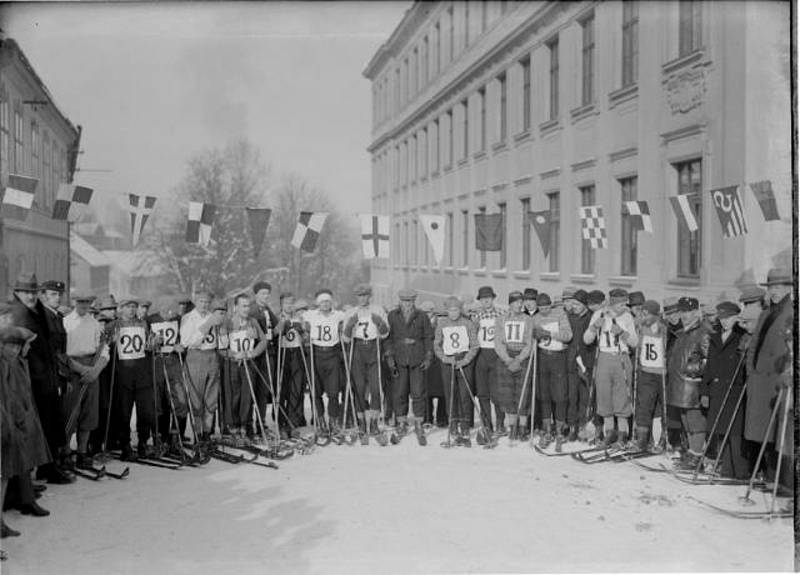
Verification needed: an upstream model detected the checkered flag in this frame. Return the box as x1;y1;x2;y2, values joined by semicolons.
291;211;328;253
578;205;608;249
622;201;653;233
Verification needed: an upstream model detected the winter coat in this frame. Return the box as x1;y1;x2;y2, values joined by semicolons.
667;318;711;409
744;295;793;442
384;307;433;367
566;310;594;375
701;324;748;435
250;304;280;351
10;296;60;396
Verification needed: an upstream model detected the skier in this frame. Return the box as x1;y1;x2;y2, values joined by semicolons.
631;300;668;451
564;289;594;441
469;286;506;436
420;301;447;427
250;281;279;429
276;293;309;432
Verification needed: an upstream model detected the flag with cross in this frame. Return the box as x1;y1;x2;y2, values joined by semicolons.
128;193;157;246
359;214;390;259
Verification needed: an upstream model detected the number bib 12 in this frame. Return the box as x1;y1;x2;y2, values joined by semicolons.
478;318;495;349
640;334;665;369
441;325;469;356
151;321;178;353
504;320;526;344
229;330;254;355
117;326;146;360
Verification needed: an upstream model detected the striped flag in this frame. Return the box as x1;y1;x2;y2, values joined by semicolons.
419;214;445;263
291;212;328;253
669;194;699;232
622;200;653;233
710;186;748;237
749;180;780;221
52;183;93;221
578;205;608;249
128;193;157;246
186;201;217;247
359;214;390;259
2;174;38;219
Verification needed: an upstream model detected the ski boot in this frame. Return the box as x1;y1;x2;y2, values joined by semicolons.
538;429;553;450
120;444;138;462
454;423;470;447
614;431;630;451
567;426;579;443
414;421;427;446
371;419;388;447
554;434;565;453
601;429;618;449
358;419;369;446
674;450;703;472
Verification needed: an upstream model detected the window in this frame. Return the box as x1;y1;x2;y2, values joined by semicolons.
31;123;40;179
521;197;531;270
521;56;531;131
0;95;9;177
446;109;454;167
448;212;455;266
42;134;51;207
675;159;703;277
448;5;455;63
403;58;410;103
498;202;507;269
394;145;400;189
620;176;638;276
548;37;559;120
422;36;429;85
461;98;469;159
433;119;440;173
413;219;419;265
404;221;410;265
395;222;401;264
481;1;489;32
462;209;469;266
581;13;595;106
410;135;417;183
622;0;639;87
498;72;507;141
548;192;560;272
394;68;401;113
434;22;441;75
464;1;470;48
402;140;408;186
412;47;418;96
420;128;428;178
478;87;486;152
679;1;702;56
14;109;23;173
580;185;596;274
478;206;487;268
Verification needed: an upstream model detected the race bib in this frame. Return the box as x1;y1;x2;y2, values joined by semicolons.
353;314;378;341
538;321;565;351
504;320;526;344
640;334;665;369
199;328;218;351
442;325;469;356
310;314;341;347
282;327;302;349
151;321;179;353
229;329;254;355
117;326;146;360
478;318;495;349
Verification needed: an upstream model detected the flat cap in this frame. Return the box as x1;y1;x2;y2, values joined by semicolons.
508;291;524;304
72;294;95;303
0;326;36;344
760;267;793;286
98;295;118;310
253;281;272;294
444;296;462;310
177;295;193;305
477;286;496;300
628;291;645;306
609;288;629;303
572;289;589;306
41;280;65;292
677;296;699;312
587;290;605;305
13;272;38;292
562;286;577;300
398;288;417;301
118;296;138;307
642;300;661;316
716;301;741;319
354;283;372;296
523;288;539;300
738;285;766;304
536;293;552;307
211;299;228;311
663;296;680;313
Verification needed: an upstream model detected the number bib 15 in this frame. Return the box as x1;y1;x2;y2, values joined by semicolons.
640;334;665;369
478;318;495;349
117;326;146;360
229;330;254;355
504;320;526;344
441;325;469;356
151;321;178;353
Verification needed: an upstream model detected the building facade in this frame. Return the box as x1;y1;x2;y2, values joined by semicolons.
0;37;81;300
364;1;792;308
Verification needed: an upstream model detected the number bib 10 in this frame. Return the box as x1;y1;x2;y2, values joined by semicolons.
504;320;526;344
441;325;469;356
151;321;178;353
478;318;495;349
117;326;147;360
229;330;255;355
640;335;665;369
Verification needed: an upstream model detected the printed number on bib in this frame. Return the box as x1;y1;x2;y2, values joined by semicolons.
118;326;146;360
640;335;664;369
442;325;469;356
505;320;525;344
312;322;339;346
229;330;254;354
151;321;178;352
355;319;377;341
478;318;495;348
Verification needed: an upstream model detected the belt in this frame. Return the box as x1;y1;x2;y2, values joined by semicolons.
188;348;217;353
599;349;626;356
538;348;566;355
69;353;95;360
354;339;377;345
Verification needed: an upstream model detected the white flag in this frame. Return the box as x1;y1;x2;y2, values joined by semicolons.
359;214;390;259
419;214;445;263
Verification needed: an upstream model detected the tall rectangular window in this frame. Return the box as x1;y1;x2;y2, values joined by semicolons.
14;109;24;173
479;206;487;268
548;37;559;120
402;140;408;186
498;202;507;269
548;192;560;272
580;185;596;274
410;135;417;183
622;0;639;87
447;109;454;167
521;197;531;270
675;159;703;277
521;56;531;131
481;1;489;32
420;128;428;178
404;221;410;265
448;212;455;266
403;58;410;103
620;176;638;276
394;145;400;189
462;209;469;266
434;22;441;75
464;1;470;49
0;97;9;177
433;119;440;173
413;219;419;265
448;5;455;63
679;1;702;56
478;87;486;152
394;67;401;113
581;13;595;106
412;47;419;96
42;134;50;207
422;36;429;85
461;98;469;159
498;72;507;141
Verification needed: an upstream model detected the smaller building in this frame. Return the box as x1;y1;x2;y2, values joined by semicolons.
104;248;171;301
70;231;110;298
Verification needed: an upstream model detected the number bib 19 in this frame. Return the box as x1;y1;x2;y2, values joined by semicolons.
151;321;178;353
478;318;495;349
640;335;665;369
441;325;469;356
504;320;526;344
229;330;254;355
117;326;146;360
310;314;341;347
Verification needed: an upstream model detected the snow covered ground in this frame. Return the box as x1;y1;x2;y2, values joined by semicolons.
3;431;794;574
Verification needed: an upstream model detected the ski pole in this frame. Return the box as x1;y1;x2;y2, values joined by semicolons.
339;339;352;430
243;359;269;445
376;335;386;427
769;384;792;517
512;345;535;438
739;385;786;505
101;342;118;456
710;377;748;477
529;346;538;446
304;341;323;437
151;347;161;452
446;362;455;447
458;366;492;446
161;355;186;455
177;352;201;446
263;343;277;426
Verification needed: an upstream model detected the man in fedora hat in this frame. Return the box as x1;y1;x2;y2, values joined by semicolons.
469;285;506;435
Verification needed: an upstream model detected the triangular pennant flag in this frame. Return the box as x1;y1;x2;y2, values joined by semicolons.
291;211;328;253
186;201;217;247
474;213;503;251
710;186;748;238
578;205;608;249
52;183;93;221
622;200;653;233
749;180;780;221
246;208;272;258
419;214;445;263
528;210;551;258
1;174;38;220
359;214;390;259
669;194;699;232
128;193;157;246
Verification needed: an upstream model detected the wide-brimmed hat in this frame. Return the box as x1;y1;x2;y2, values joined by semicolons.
760;267;793;286
13;272;38;292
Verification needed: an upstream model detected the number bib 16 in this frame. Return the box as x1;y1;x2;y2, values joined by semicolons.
478;318;495;349
442;325;469;356
640;335;665;369
151;321;178;353
229;330;254;354
117;326;146;360
504;320;526;344
311;316;340;347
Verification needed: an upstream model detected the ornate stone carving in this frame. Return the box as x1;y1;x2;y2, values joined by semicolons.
664;67;707;115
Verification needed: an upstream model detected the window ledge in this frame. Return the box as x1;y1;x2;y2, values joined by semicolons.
608;84;638;109
539;119;561;136
457;267;470;276
540;272;560;281
393;264;402;270
608;275;637;287
514;130;532;144
443;164;453;173
444;266;455;274
668;277;702;288
492;140;508;153
570;103;598;124
420;176;428;183
473;268;488;277
473;150;488;161
491;269;508;278
513;270;531;279
570;273;596;284
457;158;469;167
431;170;440;179
662;49;706;75
431;267;442;274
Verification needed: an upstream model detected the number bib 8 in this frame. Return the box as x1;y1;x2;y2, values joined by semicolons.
117;326;147;360
229;330;254;354
504;320;526;344
151;321;179;353
311;316;340;347
640;335;665;369
478;318;495;349
441;325;469;356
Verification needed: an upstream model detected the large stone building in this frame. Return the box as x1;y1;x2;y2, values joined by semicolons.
364;1;792;308
0;36;81;300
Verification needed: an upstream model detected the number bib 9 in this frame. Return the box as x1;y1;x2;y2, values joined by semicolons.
117;326;146;360
640;335;665;369
229;330;254;354
441;325;469;356
151;321;179;353
311;315;340;347
504;320;526;344
478;318;495;349
282;328;301;349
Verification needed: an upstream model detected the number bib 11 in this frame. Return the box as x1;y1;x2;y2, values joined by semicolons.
229;330;255;355
478;318;495;349
151;321;178;353
640;335;665;369
504;320;526;344
441;325;469;356
117;326;146;360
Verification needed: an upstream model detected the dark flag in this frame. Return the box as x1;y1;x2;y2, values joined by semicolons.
246;207;272;258
474;213;503;251
710;186;748;237
528;210;551;258
749;180;780;221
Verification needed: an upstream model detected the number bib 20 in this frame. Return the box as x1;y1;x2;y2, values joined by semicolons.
640;335;665;369
151;321;178;353
117;326;146;360
504;320;526;344
229;330;254;354
441;325;469;356
478;318;495;349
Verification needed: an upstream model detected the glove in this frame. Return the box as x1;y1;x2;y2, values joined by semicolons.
610;322;623;336
534;327;550;339
386;357;397;371
419;358;431;371
700;395;710;409
370;313;384;328
593;316;605;329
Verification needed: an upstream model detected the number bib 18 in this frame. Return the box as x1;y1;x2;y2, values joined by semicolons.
151;321;178;353
640;335;665;369
478;318;495;349
441;325;469;356
310;315;341;347
229;330;254;355
117;326;146;360
504;320;526;344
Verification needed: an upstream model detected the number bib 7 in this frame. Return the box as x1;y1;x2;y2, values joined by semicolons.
151;321;179;353
441;325;469;356
353;316;378;341
310;315;341;347
504;320;526;344
229;330;255;354
640;334;665;369
117;326;146;360
478;318;495;349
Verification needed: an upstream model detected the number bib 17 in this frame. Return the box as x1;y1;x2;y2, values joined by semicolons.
640;335;665;369
117;326;146;360
441;325;469;356
504;320;526;344
151;321;178;353
478;318;495;349
229;330;254;354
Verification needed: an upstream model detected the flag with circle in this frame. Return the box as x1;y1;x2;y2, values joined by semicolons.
528;210;552;258
419;214;445;263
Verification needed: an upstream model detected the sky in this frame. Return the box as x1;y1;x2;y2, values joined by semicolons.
1;1;410;221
